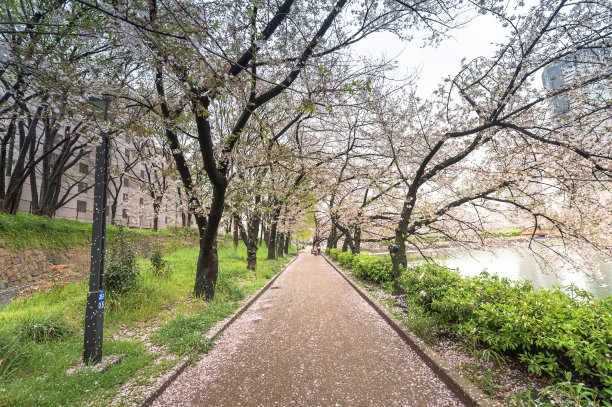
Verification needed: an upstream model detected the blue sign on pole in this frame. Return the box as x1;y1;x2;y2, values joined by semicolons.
97;291;105;310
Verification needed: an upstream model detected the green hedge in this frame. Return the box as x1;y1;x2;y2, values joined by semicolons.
336;252;354;269
352;254;393;284
328;248;342;261
399;264;612;401
328;249;393;284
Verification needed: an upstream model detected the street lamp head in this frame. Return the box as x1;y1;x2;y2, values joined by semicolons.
88;96;111;122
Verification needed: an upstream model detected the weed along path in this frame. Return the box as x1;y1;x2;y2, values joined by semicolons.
151;254;465;407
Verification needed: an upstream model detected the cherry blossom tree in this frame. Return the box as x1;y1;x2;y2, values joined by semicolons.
316;1;612;293
90;0;434;299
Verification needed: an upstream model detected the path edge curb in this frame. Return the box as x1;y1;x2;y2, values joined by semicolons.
140;253;300;407
323;255;497;407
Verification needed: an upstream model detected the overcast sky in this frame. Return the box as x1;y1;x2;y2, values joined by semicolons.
353;13;513;98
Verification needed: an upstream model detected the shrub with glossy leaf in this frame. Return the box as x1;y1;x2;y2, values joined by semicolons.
398;264;612;402
328;248;342;261
351;254;393;284
336;252;354;269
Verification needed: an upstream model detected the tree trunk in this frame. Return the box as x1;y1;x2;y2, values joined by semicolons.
193;183;226;300
0;118;15;204
233;212;239;249
110;201;118;225
276;232;284;258
247;249;257;270
28;138;39;214
335;222;356;254
284;232;290;255
1;160;24;215
263;225;270;248
353;225;361;254
153;202;160;232
327;224;338;249
39;174;62;217
194;229;218;299
239;206;261;273
259;222;264;247
1;161;25;214
331;236;339;249
267;224;277;260
389;234;407;295
1;108;45;214
1;185;23;214
1;110;43;214
267;206;281;260
246;239;257;271
390;199;411;295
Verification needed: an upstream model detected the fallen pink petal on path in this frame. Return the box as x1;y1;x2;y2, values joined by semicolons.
152;254;465;407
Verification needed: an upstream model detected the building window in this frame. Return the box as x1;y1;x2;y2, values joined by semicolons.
79;163;88;174
123;193;128;202
76;200;87;213
140;169;145;178
78;182;87;193
139;197;144;205
125;148;130;160
122;209;128;218
124;178;129;187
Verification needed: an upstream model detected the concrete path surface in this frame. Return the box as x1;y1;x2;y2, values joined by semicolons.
151;254;465;406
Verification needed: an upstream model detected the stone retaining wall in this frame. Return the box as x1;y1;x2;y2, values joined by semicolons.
0;248;50;289
0;234;195;290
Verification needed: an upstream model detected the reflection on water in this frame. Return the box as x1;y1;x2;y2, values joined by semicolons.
406;249;612;298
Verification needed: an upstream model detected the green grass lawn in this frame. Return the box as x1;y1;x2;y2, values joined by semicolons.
0;212;183;251
0;237;292;407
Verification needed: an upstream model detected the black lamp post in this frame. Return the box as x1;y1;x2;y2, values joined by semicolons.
83;96;111;365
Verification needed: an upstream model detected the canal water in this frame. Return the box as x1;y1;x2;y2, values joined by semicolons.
401;248;612;298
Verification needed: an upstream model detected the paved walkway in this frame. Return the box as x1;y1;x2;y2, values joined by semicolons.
152;254;465;406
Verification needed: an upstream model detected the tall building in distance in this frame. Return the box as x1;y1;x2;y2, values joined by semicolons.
542;48;611;112
542;47;611;142
541;62;571;115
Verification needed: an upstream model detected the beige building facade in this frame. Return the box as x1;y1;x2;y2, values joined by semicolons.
4;136;188;229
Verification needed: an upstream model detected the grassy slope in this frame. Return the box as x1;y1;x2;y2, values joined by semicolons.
0;212;174;251
0;236;291;407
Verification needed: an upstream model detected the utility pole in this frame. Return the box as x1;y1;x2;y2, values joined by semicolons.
83;96;110;364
